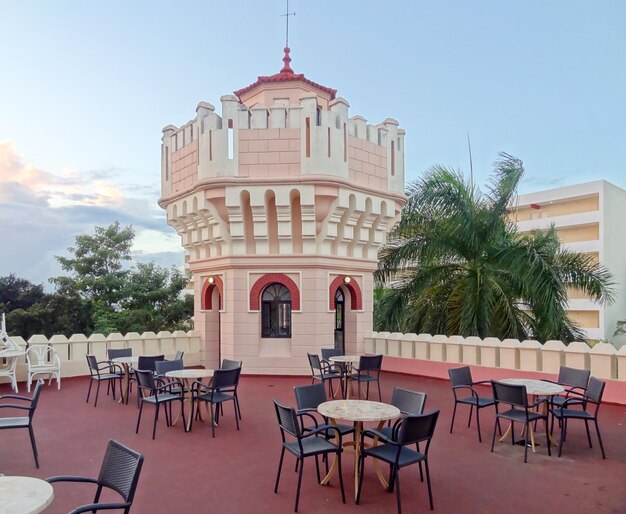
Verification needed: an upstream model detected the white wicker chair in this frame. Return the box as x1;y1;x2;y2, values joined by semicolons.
26;345;61;392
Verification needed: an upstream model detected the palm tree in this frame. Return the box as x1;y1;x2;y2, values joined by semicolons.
375;153;614;342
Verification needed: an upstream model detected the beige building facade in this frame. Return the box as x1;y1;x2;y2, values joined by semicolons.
512;180;626;345
158;49;406;373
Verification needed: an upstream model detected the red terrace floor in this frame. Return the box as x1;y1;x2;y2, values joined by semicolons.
1;372;625;514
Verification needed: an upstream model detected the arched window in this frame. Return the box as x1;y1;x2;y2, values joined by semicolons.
261;283;292;338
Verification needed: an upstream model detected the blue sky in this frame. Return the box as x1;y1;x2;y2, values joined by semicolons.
1;1;625;286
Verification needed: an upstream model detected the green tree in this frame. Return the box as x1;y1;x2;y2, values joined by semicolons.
0;274;46;312
375;153;614;342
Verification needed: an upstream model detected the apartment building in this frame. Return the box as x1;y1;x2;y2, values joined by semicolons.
511;180;626;345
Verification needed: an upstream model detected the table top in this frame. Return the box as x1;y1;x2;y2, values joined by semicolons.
112;356;139;365
328;355;361;364
165;369;214;379
500;378;564;396
318;399;400;422
0;476;54;514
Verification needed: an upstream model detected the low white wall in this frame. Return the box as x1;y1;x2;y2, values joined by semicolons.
1;331;201;384
364;332;624;381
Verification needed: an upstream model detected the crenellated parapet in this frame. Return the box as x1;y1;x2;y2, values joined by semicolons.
160;93;405;198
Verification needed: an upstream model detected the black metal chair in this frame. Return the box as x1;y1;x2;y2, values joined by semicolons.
137;355;165;373
448;365;498;442
348;354;383;400
220;359;243;420
543;365;590;409
550;376;606;459
378;387;427;440
0;379;44;468
356;410;440;514
154;358;184;378
47;439;144;514
490;380;551;463
107;348;132;360
273;398;346;512
307;353;343;398
135;369;186;439
294;383;355;442
320;348;343;362
86;354;122;407
191;368;240;437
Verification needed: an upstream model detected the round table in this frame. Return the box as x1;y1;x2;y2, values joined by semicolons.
165;369;214;431
318;399;400;500
0;349;25;393
328;356;362;398
0;476;54;514
112;356;139;404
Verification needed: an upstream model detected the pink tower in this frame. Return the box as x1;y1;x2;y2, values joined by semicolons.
159;49;406;374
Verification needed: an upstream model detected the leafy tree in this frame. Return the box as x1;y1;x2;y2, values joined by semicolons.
375;153;614;342
52;221;134;308
0;274;46;312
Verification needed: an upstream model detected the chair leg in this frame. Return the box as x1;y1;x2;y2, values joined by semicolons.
425;460;434;510
594;419;606;459
545;416;551;457
274;447;286;493
295;457;304;512
180;398;187;432
475;406;482;442
315;455;321;484
28;425;39;469
337;451;346;504
558;418;565;457
27;377;32;393
136;402;144;434
377;380;382;402
210;403;216;438
94;380;101;407
467;405;474;428
523;423;529;463
234;401;240;431
356;454;365;505
153;403;160;440
490;417;498;453
395;469;402;514
86;379;93;404
450;402;458;434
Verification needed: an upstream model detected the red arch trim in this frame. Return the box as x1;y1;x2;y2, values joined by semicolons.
329;276;362;310
250;273;301;311
201;276;224;310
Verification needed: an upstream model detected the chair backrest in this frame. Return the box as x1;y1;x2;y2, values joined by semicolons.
491;381;528;408
107;348;132;360
448;366;473;387
307;353;322;373
358;354;383;372
273;398;302;438
86;355;98;373
391;387;427;416
321;348;343;361
294;383;327;411
154;359;183;376
221;359;242;370
97;440;144;505
586;377;605;404
134;369;157;395
27;345;58;366
395;410;440;448
28;379;44;420
137;355;165;372
174;351;184;361
212;368;240;389
557;366;590;390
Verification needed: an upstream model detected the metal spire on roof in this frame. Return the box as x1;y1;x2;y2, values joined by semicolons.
282;0;296;47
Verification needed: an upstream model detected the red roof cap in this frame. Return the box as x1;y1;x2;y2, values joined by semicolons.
234;47;337;101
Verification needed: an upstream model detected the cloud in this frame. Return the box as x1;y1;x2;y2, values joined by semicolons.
0;141;183;286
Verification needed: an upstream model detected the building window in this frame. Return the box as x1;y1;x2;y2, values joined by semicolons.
261;283;292;337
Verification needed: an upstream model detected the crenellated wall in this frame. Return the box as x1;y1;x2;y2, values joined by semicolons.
364;332;626;404
0;331;201;386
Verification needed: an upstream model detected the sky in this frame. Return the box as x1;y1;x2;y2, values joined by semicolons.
1;1;625;287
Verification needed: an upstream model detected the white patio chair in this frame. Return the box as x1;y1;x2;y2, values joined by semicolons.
26;345;61;392
0;356;18;392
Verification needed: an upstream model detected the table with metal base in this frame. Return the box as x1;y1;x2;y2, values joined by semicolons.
165;369;214;431
318;399;400;501
112;356;139;404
